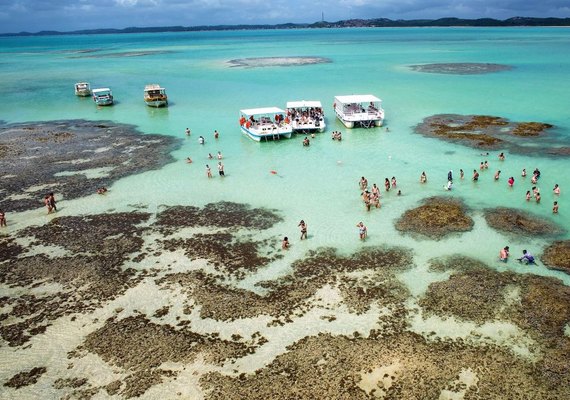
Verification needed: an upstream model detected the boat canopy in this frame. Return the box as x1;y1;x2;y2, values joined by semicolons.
92;88;111;94
145;84;165;91
240;107;285;116
286;100;322;109
334;95;381;104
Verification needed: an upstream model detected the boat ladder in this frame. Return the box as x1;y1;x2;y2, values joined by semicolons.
360;120;374;129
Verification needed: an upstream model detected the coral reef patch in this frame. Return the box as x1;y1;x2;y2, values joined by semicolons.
4;367;47;389
156;202;282;233
484;207;563;237
414;114;566;156
0;120;181;212
409;62;513;75
395;196;473;240
201;330;567;399
0;212;150;346
541;240;570;275
78;315;253;398
419;256;570;392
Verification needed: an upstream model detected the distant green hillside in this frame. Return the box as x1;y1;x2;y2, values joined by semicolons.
3;17;570;36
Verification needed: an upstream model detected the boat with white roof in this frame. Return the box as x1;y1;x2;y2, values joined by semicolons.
286;100;325;133
239;107;292;142
144;84;168;107
92;88;114;106
74;82;91;97
333;94;384;128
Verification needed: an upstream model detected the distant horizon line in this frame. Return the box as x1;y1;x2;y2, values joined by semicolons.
2;16;570;37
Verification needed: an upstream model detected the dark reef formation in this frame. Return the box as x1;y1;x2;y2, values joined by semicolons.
78;315;254;398
4;367;47;389
409;63;513;75
484;207;563;237
155;202;282;233
0;212;150;346
201;329;569;399
414;114;570;156
159;246;414;322
395;196;473;240
541;240;570;275
0;120;181;212
417;256;570;394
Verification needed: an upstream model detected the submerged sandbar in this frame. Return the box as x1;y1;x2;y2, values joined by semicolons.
409;62;513;75
227;56;331;68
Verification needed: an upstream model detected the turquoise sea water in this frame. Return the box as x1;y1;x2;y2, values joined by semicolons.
2;28;570;289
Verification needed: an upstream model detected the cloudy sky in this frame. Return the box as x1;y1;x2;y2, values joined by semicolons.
1;0;569;34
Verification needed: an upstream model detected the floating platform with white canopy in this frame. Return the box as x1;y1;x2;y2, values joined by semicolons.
333;94;384;128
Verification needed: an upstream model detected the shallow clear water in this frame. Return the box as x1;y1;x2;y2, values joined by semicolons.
2;28;569;283
2;26;570;399
1;31;570;304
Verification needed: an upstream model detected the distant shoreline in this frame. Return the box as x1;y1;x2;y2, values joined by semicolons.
2;16;570;37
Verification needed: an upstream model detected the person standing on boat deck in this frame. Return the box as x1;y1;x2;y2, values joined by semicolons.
217;161;225;177
298;220;308;240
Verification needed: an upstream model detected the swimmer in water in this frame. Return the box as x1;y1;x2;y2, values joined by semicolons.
356;221;367;240
282;236;290;249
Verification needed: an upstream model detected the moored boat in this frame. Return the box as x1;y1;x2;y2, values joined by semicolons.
333;94;384;128
144;84;168;107
92;88;114;106
286;100;325;133
74;82;91;97
239;107;292;142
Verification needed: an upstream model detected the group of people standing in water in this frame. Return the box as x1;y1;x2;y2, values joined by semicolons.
358;176;402;213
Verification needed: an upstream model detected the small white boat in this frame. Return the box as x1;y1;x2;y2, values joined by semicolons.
333;94;384;128
74;82;91;97
144;84;168;107
239;107;292;142
92;88;114;106
286;100;325;133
